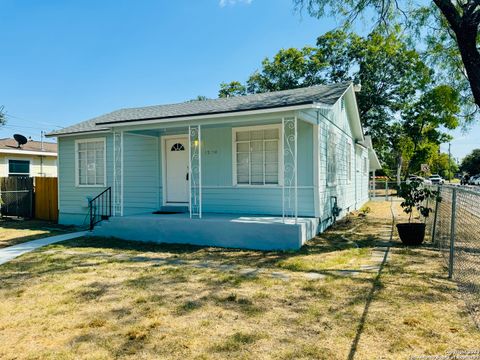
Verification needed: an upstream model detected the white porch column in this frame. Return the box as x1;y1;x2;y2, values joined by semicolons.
189;125;202;218
282;116;298;223
113;131;124;216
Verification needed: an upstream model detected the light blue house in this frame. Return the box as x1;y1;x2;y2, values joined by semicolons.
47;82;381;250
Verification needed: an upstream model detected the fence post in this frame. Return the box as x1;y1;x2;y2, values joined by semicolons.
385;181;388;201
431;185;440;244
448;187;457;279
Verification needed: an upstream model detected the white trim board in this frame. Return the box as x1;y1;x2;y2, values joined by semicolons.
74;137;107;188
161;134;189;206
231;123;283;187
0;149;57;157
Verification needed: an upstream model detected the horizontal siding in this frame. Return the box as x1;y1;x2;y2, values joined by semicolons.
58;118;316;224
202;187;315;216
314;94;370;226
123;134;159;215
58;134;113;226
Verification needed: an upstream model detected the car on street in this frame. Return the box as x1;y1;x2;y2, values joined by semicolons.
407;175;432;185
472;175;480;185
429;174;445;185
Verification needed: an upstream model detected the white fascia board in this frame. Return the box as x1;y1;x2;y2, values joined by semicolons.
0;149;57;157
46;130;111;138
343;85;365;142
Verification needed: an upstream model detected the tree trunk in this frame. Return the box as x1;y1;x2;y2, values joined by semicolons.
455;23;480;108
433;0;480;107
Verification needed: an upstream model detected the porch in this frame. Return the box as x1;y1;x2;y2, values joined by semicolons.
110;114;313;221
91;212;320;251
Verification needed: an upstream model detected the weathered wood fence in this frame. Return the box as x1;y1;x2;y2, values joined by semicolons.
34;177;58;221
0;177;58;221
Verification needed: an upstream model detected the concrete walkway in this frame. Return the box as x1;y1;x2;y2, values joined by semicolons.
0;231;87;266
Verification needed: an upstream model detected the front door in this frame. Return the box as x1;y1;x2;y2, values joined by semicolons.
165;137;189;204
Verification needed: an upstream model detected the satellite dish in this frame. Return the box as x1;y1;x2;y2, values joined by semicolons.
13;134;28;148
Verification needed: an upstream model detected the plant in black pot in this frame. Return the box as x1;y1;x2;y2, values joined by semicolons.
396;180;440;246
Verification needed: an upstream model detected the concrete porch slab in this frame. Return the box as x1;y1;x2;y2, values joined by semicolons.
91;213;319;251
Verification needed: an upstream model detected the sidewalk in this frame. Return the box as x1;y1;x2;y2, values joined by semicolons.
0;231;87;266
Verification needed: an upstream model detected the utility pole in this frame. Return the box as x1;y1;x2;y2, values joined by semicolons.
448;142;452;182
41;130;45;151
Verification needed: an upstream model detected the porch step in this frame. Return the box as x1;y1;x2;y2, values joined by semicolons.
157;206;189;213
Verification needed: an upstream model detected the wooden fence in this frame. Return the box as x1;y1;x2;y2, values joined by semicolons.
0;177;58;222
34;177;58;222
0;177;34;218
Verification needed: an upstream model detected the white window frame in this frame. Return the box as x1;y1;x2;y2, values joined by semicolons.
232;124;283;187
75;137;107;187
346;139;352;184
7;158;31;177
363;156;368;176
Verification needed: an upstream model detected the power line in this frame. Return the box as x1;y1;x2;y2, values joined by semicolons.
4;113;63;128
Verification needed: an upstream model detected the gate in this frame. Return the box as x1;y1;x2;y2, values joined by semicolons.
0;177;34;218
34;177;58;221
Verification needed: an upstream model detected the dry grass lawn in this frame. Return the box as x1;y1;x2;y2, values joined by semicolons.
0;201;478;359
0;218;77;248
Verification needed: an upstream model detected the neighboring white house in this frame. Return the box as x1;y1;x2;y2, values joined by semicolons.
0;138;58;177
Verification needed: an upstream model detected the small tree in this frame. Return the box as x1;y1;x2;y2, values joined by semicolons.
397;180;441;222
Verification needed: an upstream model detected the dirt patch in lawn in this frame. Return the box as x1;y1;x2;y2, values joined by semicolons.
0;201;478;359
0;218;78;248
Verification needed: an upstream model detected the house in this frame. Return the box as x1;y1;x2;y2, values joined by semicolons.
0;138;58;177
47;82;381;250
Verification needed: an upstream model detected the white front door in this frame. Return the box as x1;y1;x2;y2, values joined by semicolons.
165;137;189;203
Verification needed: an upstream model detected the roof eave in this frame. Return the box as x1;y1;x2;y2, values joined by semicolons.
0;149;57;156
49;103;322;137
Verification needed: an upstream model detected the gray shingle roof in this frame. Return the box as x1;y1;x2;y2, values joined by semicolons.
48;83;350;136
0;138;57;154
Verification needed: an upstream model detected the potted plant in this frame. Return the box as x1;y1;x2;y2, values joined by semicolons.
396;179;440;245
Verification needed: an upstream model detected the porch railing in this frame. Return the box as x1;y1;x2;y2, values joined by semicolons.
89;187;112;230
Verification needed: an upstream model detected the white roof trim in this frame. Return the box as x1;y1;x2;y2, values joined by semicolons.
0;149;57;157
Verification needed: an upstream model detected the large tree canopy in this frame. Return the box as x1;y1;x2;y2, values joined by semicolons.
293;0;480;115
219;30;461;179
461;149;480;175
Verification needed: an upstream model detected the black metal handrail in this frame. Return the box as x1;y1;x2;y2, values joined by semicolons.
89;187;112;230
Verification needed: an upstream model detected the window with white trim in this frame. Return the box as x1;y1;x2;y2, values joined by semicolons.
8;160;30;177
76;139;106;186
234;126;280;185
363;157;367;175
327;129;337;186
346;141;352;182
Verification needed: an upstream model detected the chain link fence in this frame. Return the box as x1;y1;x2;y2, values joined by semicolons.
370;180;403;200
428;185;480;328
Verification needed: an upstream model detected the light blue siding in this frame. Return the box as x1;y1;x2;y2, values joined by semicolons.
313;94;370;227
157;121;314;216
123;134;159;215
58;134;113;226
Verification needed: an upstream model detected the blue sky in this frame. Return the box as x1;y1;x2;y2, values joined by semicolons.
0;0;477;160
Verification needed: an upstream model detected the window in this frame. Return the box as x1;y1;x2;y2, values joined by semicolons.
170;143;185;151
76;138;106;186
8;160;30;177
363;157;368;175
346;141;352;182
233;126;280;185
327;129;337;186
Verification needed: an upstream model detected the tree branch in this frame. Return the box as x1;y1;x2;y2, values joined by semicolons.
432;0;462;32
